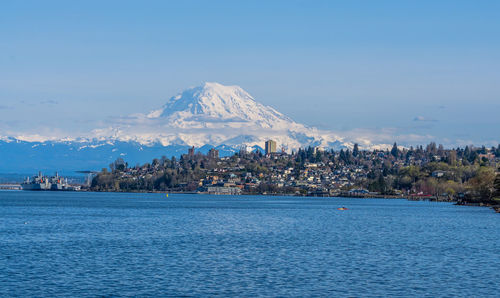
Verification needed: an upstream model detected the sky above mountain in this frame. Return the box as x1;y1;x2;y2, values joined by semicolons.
1;0;499;147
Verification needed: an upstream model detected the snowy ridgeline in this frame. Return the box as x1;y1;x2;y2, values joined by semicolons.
0;82;354;172
5;82;350;151
0;139;265;173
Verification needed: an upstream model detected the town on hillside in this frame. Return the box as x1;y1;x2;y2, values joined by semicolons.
91;140;500;206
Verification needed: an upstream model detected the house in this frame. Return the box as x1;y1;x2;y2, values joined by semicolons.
431;170;445;178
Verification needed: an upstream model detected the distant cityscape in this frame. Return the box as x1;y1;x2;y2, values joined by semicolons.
91;140;500;208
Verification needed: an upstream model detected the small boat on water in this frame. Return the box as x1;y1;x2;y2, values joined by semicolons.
337;207;348;211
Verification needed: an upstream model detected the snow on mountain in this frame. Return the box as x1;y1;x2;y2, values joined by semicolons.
0;82;356;173
97;82;350;151
148;82;294;128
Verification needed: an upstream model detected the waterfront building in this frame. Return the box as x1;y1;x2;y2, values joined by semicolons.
205;186;241;195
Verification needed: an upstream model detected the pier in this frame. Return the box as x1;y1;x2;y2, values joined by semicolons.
0;184;21;190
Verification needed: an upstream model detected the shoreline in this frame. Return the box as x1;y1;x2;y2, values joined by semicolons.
4;186;498;212
17;187;499;212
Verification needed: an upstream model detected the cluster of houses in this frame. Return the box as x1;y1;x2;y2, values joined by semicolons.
194;161;371;196
102;140;500;196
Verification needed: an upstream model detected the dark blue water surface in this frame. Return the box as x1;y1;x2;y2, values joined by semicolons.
0;191;498;297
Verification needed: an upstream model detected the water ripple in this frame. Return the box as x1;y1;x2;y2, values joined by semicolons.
0;192;498;297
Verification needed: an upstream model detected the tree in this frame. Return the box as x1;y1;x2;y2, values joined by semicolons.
114;157;126;171
339;149;345;163
353;143;359;157
437;144;445;157
369;174;389;194
494;169;500;199
447;150;457;166
391;142;399;158
467;167;496;202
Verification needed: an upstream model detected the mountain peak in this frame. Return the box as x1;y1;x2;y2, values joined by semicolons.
201;81;238;90
147;82;293;128
95;82;347;150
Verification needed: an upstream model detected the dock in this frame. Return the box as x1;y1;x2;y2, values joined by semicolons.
0;184;21;190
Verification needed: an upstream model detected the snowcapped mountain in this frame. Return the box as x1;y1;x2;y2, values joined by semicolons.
148;82;294;129
0;82;352;173
94;82;349;151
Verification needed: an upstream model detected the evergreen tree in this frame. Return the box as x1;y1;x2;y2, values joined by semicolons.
353;143;359;157
464;146;471;160
391;142;399;158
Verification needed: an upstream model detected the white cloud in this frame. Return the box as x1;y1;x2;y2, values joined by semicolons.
334;127;437;149
413;116;437;122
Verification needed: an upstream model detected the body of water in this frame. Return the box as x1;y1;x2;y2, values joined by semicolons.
0;191;498;297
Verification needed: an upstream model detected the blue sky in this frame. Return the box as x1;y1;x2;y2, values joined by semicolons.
1;0;499;146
